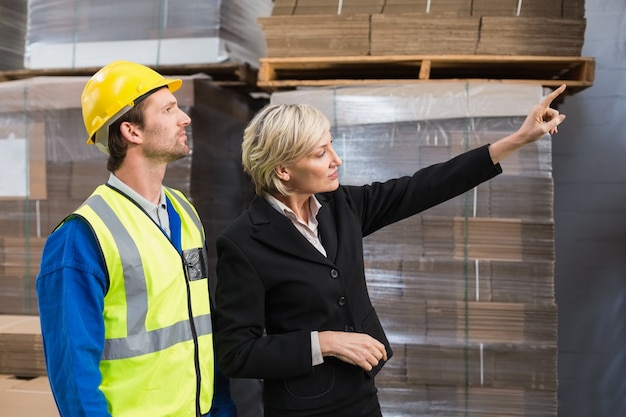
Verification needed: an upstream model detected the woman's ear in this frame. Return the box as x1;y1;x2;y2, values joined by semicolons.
120;121;142;145
274;165;290;181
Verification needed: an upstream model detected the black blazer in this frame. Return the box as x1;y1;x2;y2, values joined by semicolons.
213;145;501;414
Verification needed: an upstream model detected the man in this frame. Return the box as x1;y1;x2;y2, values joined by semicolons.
36;60;236;417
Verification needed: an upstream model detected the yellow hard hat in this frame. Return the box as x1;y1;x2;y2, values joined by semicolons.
81;60;182;151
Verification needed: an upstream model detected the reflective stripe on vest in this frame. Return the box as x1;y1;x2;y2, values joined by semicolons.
165;186;204;236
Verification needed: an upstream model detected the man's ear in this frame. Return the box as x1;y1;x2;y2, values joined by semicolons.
274;165;290;181
120;121;142;145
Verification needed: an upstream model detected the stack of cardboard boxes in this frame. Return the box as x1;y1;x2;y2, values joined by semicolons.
1;0;272;71
271;82;558;416
0;1;582;415
261;0;586;57
0;74;261;315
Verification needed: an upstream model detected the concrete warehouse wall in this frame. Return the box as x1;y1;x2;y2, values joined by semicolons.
554;1;626;417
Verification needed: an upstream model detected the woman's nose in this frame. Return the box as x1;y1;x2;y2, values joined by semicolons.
333;150;343;166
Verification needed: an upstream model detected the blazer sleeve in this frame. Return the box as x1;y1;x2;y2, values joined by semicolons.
343;144;502;236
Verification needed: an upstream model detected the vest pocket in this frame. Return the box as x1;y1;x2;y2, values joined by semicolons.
182;247;208;281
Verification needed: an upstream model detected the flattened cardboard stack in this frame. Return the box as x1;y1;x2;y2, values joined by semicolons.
0;0;27;70
0;374;56;416
383;0;471;14
257;14;370;57
476;16;586;56
370;13;480;55
0;0;272;70
0;75;261;316
261;0;586;57
0;315;44;377
0;315;57;415
271;82;557;416
0;76;185;315
282;0;385;15
472;0;561;16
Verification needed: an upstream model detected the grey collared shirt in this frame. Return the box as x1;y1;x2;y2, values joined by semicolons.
107;173;170;237
265;194;325;366
265;194;326;257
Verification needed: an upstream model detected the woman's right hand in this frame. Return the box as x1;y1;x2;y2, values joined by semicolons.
318;330;388;371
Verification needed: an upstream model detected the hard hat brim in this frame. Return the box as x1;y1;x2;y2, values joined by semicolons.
86;77;182;146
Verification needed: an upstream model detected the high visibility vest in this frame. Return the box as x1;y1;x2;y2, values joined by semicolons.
73;184;214;417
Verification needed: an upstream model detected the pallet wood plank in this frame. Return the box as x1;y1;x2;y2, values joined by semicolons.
256;55;595;95
419;59;431;80
0;62;258;90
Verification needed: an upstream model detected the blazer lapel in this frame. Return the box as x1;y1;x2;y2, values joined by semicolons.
316;193;338;262
248;196;332;265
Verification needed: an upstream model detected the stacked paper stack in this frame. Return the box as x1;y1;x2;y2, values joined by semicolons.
562;0;585;18
0;0;27;70
212;0;272;67
472;0;562;16
258;14;370;57
0;375;56;415
0;75;189;314
370;13;480;55
270;82;557;417
382;0;471;14
0;0;272;70
476;16;586;56
261;0;586;57
0;315;45;377
0;238;45;314
285;0;385;14
0;237;45;277
0;75;260;315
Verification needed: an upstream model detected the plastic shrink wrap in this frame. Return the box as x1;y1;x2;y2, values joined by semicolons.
270;82;557;417
0;0;272;70
0;74;261;316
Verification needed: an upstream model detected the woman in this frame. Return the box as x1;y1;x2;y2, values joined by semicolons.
213;85;566;417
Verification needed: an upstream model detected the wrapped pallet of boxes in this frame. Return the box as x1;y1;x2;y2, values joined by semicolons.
16;0;271;70
0;74;261;315
0;314;46;377
271;82;557;417
262;0;585;58
0;0;27;70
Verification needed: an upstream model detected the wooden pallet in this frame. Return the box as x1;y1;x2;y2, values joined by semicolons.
257;55;595;95
0;61;259;90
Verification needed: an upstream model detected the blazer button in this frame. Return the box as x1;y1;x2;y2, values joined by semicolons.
344;325;354;332
330;269;339;279
337;296;346;306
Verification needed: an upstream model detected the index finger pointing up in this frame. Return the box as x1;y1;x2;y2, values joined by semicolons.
542;84;567;108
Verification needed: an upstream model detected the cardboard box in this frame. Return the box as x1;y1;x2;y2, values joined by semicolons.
258;14;371;57
371;14;480;55
0;375;57;417
0;315;45;377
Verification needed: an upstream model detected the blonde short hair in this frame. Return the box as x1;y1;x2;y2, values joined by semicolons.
242;103;331;196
